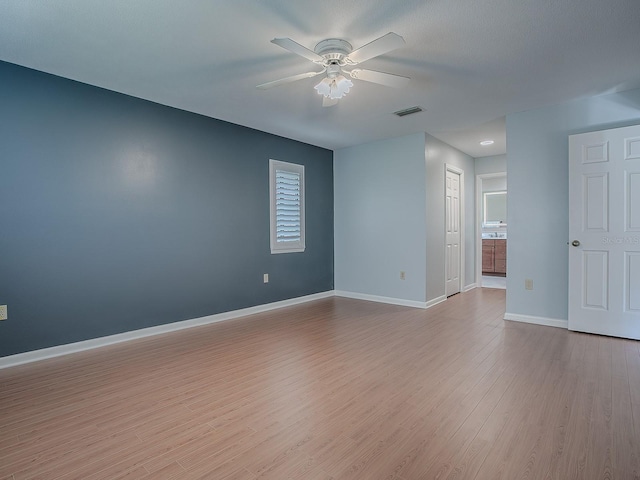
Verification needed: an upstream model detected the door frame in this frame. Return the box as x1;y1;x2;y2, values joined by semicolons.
445;164;465;295
475;172;507;287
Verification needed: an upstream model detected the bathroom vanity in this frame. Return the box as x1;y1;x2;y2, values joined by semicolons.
482;238;507;275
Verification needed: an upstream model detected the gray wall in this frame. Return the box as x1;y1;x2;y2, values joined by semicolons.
334;133;427;303
425;134;476;299
475;154;507;175
0;61;334;357
482;176;507;192
506;87;640;320
334;132;476;305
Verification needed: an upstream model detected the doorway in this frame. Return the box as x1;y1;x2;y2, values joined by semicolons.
476;173;507;289
445;166;464;297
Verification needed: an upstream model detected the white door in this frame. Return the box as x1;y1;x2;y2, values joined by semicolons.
446;168;461;297
568;124;640;339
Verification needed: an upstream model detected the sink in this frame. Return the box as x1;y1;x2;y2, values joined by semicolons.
482;233;507;239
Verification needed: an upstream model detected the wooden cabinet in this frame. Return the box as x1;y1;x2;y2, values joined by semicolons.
482;242;495;272
482;239;507;276
494;240;506;274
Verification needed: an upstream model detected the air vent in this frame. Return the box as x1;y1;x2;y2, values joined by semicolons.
394;106;423;117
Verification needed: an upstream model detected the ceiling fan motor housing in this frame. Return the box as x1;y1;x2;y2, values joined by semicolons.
314;39;353;66
325;64;342;79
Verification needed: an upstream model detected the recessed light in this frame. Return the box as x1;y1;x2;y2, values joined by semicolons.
480;140;494;146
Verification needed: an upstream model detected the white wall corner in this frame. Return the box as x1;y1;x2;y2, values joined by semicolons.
503;312;568;329
463;283;478;292
425;295;447;308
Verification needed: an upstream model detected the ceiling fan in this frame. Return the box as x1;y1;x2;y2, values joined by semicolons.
257;32;410;107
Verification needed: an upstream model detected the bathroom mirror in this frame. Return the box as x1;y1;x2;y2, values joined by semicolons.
483;191;507;226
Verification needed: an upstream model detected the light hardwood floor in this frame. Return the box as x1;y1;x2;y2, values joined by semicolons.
1;288;639;479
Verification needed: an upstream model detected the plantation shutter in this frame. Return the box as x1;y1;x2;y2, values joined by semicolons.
275;169;302;243
269;160;305;253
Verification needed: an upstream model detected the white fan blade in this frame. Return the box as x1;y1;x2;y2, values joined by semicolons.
257;71;324;89
347;69;410;88
322;96;338;107
271;38;324;63
346;32;405;64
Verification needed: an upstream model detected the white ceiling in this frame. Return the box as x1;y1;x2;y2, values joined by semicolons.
1;0;639;158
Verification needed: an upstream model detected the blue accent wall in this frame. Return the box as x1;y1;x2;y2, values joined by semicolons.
0;61;334;357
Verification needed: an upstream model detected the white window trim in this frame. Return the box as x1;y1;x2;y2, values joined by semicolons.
269;159;305;254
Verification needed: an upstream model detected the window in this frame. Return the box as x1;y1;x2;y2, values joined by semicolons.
269;159;305;254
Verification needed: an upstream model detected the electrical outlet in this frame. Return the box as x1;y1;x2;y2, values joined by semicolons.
400;271;406;280
263;273;269;284
0;305;7;321
525;279;533;290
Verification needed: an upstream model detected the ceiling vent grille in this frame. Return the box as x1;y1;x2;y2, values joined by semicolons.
394;106;423;117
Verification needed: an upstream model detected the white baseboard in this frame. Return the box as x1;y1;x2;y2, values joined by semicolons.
334;290;428;309
463;283;478;292
0;291;335;369
503;312;568;329
1;288;484;369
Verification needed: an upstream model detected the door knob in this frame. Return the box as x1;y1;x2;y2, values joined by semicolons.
571;240;580;247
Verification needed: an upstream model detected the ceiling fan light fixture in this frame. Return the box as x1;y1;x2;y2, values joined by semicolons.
262;32;408;106
314;77;332;97
314;75;353;100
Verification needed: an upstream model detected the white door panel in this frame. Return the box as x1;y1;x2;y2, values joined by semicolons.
628;172;640;230
583;173;608;231
627;253;640;312
582;250;608;310
569;124;640;339
446;169;461;296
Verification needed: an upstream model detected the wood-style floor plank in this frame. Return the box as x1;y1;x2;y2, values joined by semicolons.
1;288;639;479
